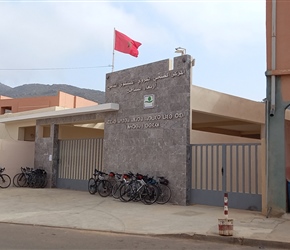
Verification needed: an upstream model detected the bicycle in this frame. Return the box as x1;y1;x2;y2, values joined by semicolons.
14;167;33;187
88;169;113;197
0;167;11;188
154;176;171;204
119;172;158;205
88;169;100;195
97;172;113;197
13;167;26;187
111;172;131;199
27;168;47;188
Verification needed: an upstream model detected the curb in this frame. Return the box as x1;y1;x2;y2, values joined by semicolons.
2;221;290;249
156;233;290;250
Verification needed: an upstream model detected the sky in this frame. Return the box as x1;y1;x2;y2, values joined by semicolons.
0;0;266;101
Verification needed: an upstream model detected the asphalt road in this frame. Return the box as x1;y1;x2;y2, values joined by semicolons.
0;223;278;250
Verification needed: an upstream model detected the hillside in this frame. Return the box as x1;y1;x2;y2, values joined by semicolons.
0;82;105;104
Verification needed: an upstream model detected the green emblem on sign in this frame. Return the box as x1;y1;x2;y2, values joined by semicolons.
144;94;155;109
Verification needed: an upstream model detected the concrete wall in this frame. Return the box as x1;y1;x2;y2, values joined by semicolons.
191;85;264;123
103;55;192;205
58;92;98;108
191;130;260;144
0;121;35;140
0;139;35;180
59;125;104;139
0;121;36;141
0;94;60;114
266;0;290;215
266;0;290;71
0;96;12;100
285;120;290;180
75;96;98;107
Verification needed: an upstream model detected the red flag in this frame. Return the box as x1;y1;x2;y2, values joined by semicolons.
114;30;141;57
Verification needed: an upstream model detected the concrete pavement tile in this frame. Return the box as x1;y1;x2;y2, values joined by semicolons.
1;188;290;249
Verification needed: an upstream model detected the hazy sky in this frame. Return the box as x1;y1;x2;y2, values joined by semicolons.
0;0;266;101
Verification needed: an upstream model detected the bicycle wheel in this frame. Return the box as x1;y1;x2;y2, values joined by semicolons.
140;184;158;205
40;174;48;188
156;184;171;204
0;174;11;188
98;180;112;197
34;175;42;188
28;174;36;188
112;182;121;199
119;183;133;202
17;173;27;187
88;178;97;194
13;173;21;187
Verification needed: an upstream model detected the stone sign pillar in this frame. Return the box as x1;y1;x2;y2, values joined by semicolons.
103;55;192;205
34;123;59;188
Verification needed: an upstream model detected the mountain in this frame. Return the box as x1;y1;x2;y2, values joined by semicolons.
0;83;105;104
0;82;12;93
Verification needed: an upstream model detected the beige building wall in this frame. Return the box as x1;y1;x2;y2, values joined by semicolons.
191;130;260;144
191;86;264;123
74;96;98;108
0;121;36;141
59;125;104;140
0;139;35;179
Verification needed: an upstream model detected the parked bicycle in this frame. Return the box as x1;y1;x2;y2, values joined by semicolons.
151;176;171;204
27;169;47;188
13;167;47;188
88;169;99;194
88;169;113;197
13;167;32;187
110;172;131;199
88;169;171;206
0;167;11;188
119;172;158;205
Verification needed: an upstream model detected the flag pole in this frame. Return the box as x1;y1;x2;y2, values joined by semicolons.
112;28;115;72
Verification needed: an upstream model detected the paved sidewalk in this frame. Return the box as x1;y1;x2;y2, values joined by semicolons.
1;188;290;249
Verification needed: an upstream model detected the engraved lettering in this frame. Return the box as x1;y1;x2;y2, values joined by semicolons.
127;124;143;130
107;119;117;124
163;114;173;120
144;122;160;129
174;112;184;119
131;116;143;122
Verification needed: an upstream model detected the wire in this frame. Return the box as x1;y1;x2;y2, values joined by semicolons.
0;65;113;71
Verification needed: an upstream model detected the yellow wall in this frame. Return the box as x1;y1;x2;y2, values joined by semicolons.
59;125;104;139
0;121;36;141
191;130;260;144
